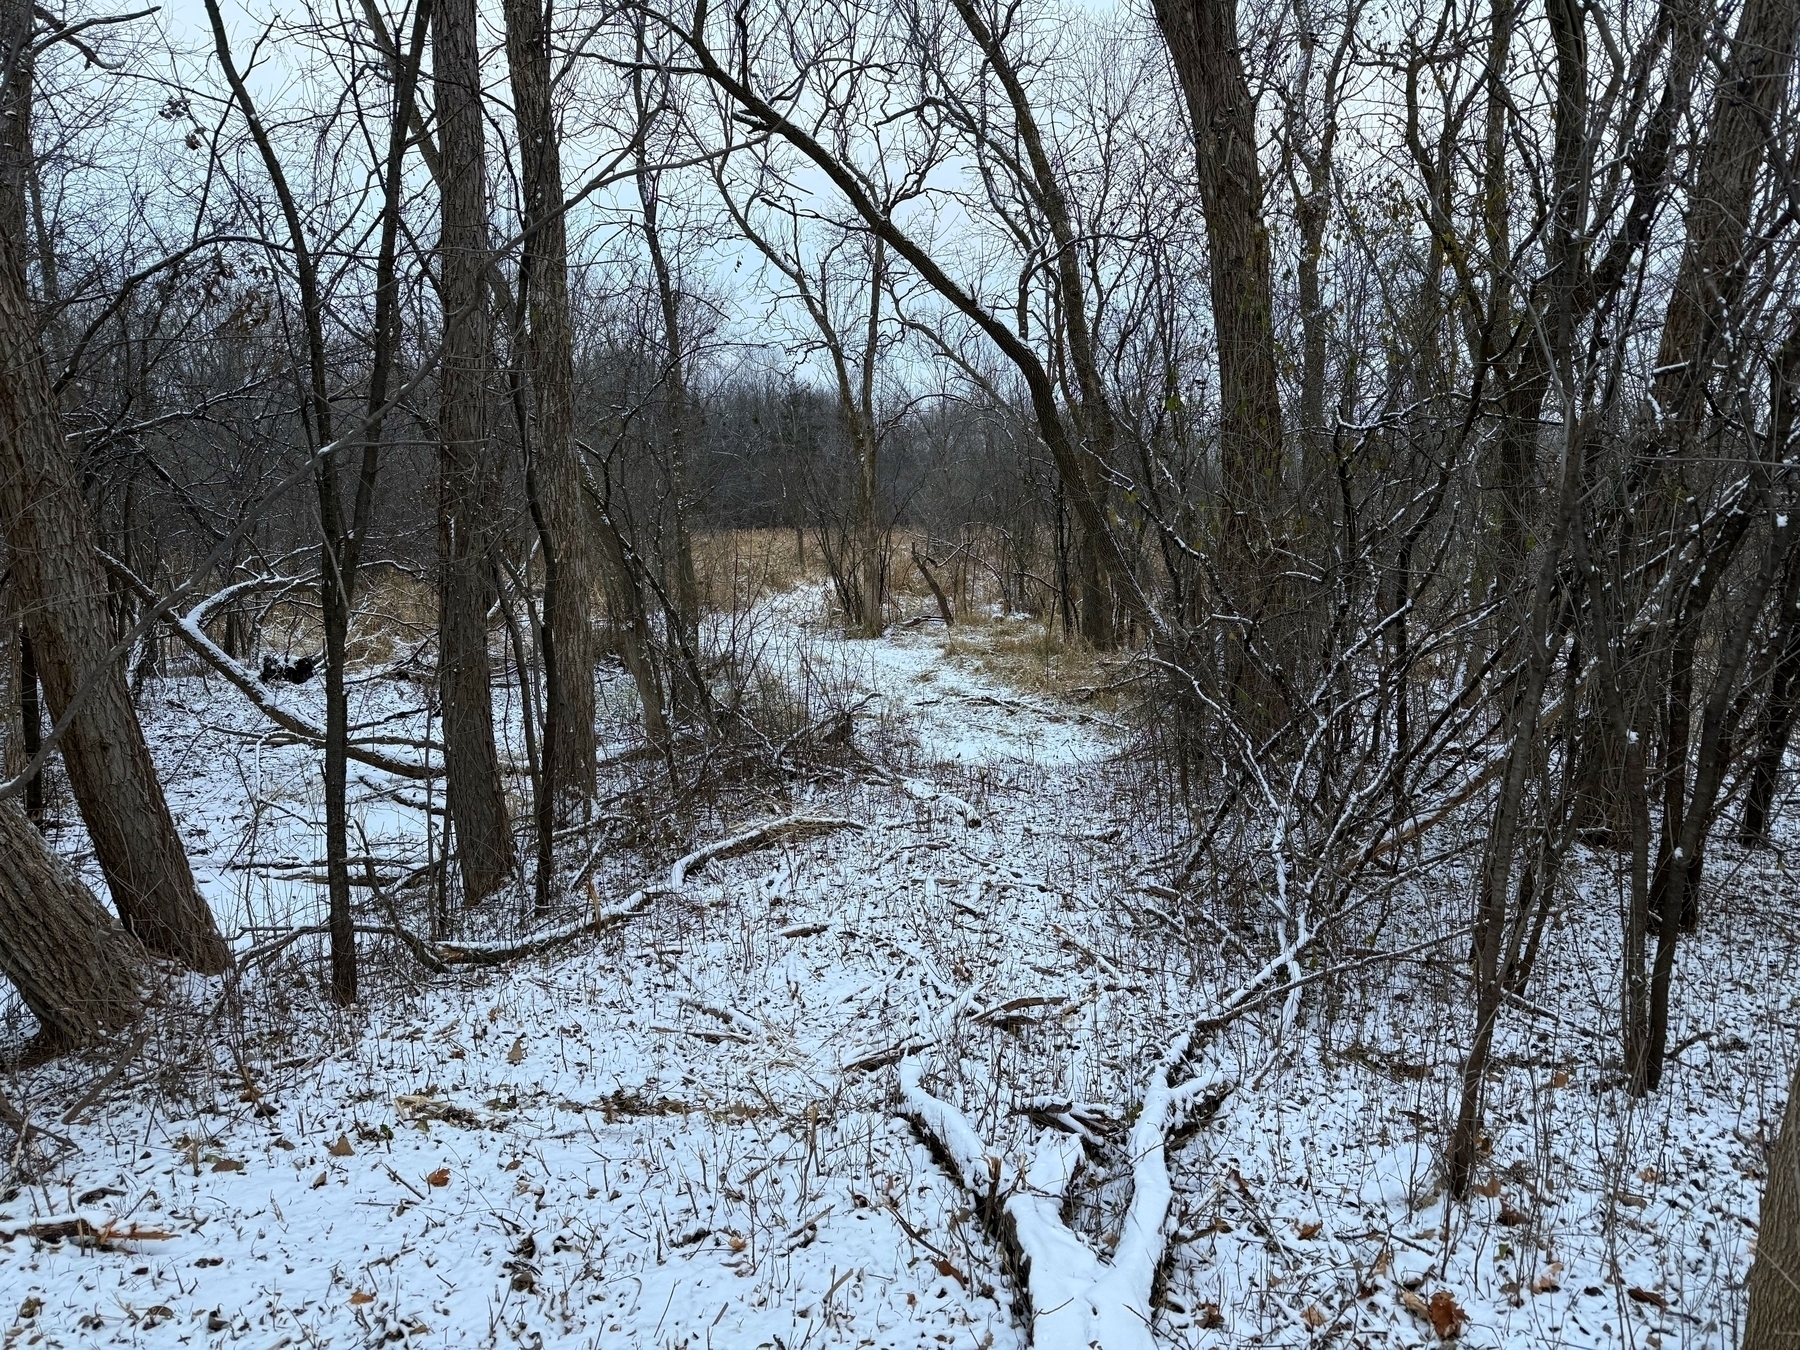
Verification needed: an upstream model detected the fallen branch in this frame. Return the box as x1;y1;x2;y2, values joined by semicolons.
431;888;661;966
899;1051;1230;1350
100;553;435;780
899;777;981;828
668;814;863;888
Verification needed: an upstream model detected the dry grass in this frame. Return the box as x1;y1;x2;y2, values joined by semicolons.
934;618;1131;709
693;529;817;609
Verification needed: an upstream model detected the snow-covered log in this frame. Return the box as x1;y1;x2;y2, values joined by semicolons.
898;1050;1231;1350
668;814;863;887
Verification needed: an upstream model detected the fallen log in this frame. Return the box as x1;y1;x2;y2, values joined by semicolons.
898;1050;1231;1350
668;814;863;887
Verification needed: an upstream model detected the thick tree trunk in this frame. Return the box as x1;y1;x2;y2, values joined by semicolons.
503;0;600;799
0;795;143;1049
18;623;41;824
1744;1055;1800;1349
1151;0;1286;521
0;236;228;973
435;0;514;904
1652;0;1800;419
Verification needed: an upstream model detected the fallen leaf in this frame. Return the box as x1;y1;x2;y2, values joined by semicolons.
237;1085;263;1103
348;1291;374;1306
932;1256;967;1287
18;1297;42;1320
1297;1221;1323;1239
1400;1289;1429;1317
1533;1261;1564;1294
1549;1069;1570;1088
507;1036;526;1065
1498;1198;1529;1225
1302;1304;1326;1329
327;1133;355;1157
1471;1177;1502;1198
310;1170;328;1190
1196;1302;1225;1329
1617;1191;1648;1208
728;1235;746;1251
425;1167;450;1188
1638;1166;1659;1183
211;1158;245;1173
1628;1287;1669;1310
1426;1290;1466;1340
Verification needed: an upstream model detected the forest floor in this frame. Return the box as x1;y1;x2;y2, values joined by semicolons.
0;590;1793;1349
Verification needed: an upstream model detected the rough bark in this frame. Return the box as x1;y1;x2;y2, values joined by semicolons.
1744;1054;1800;1349
0;233;228;973
0;794;143;1049
1150;0;1286;518
435;0;515;903
1651;0;1800;419
17;622;41;823
0;0;31;248
503;0;599;798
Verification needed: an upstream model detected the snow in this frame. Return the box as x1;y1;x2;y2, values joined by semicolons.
0;604;1792;1349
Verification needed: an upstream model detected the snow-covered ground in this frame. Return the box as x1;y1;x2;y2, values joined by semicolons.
1;602;1792;1348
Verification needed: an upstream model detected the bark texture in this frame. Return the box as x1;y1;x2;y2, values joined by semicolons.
1652;0;1800;418
1151;0;1286;513
0;234;228;973
1743;1054;1800;1348
435;0;515;903
0;794;143;1048
503;0;600;797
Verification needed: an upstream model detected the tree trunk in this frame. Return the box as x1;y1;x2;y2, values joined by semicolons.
634;131;705;673
1151;0;1286;521
1744;1054;1800;1349
503;0;599;799
0;794;143;1049
0;234;228;973
435;0;515;904
18;623;42;824
1651;0;1800;420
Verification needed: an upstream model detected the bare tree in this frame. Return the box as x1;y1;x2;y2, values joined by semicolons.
0;6;227;971
435;0;515;903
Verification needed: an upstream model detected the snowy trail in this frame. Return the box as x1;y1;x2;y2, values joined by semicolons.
1;613;1790;1350
0;619;1135;1350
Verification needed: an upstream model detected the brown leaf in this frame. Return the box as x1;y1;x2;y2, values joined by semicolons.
1426;1290;1467;1340
1302;1304;1326;1329
425;1167;450;1188
1628;1287;1669;1310
1498;1198;1529;1225
507;1036;526;1065
1532;1261;1564;1294
1549;1069;1570;1088
1471;1177;1502;1198
1297;1220;1323;1239
1400;1290;1429;1317
310;1170;328;1190
1196;1302;1225;1329
1638;1166;1659;1183
210;1158;245;1173
348;1291;374;1306
327;1133;354;1157
932;1256;967;1287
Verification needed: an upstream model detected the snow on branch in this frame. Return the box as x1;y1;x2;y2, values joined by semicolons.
99;553;435;780
668;814;863;888
898;1051;1230;1350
